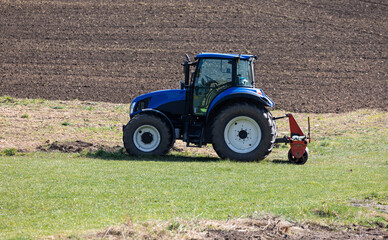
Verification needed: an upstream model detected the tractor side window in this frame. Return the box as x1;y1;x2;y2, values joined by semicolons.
193;59;233;115
236;60;253;87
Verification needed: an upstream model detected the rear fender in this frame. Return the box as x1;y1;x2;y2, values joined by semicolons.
132;109;176;145
206;87;274;122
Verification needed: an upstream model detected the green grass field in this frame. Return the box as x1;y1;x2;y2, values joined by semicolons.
0;97;387;239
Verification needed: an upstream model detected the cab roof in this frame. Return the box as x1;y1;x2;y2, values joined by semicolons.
195;52;256;60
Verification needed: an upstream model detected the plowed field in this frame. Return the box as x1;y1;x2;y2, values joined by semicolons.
1;0;387;113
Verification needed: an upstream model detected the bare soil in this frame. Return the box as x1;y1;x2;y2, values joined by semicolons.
1;0;387;113
36;139;218;157
86;217;388;240
37;140;122;153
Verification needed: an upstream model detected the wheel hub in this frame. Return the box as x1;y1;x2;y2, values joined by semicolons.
133;125;161;152
141;131;153;144
238;129;248;139
224;116;262;153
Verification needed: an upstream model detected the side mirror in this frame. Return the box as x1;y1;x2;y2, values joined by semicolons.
180;80;185;89
185;54;190;62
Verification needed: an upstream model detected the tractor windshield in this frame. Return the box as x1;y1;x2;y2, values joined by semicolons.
195;58;233;86
193;58;253;88
192;58;254;115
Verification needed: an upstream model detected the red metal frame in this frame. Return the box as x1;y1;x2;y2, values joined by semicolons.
286;114;310;159
287;114;304;136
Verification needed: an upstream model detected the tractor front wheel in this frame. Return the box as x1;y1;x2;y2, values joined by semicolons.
123;114;172;156
211;103;277;161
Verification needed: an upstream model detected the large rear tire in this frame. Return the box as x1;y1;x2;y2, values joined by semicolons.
211;103;277;161
123;114;172;156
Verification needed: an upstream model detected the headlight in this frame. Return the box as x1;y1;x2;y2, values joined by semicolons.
131;98;151;114
130;101;136;114
137;101;146;110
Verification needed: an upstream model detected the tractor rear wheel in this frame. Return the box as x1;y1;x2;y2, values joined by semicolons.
211;103;277;161
123;114;172;156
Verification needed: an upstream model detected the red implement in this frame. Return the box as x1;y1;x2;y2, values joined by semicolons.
275;114;311;164
287;113;309;159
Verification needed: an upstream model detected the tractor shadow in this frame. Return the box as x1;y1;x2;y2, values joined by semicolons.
43;140;295;163
85;149;294;163
85;148;220;162
270;159;293;164
38;140;220;162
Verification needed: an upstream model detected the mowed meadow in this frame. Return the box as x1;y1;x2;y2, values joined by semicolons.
0;96;386;239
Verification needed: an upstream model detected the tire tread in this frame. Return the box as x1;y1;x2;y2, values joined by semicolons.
123;113;172;156
211;103;277;161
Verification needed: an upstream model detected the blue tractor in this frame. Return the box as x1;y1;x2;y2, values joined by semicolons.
123;53;310;163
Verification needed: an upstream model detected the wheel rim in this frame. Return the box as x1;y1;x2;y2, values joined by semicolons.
224;116;262;153
133;125;161;152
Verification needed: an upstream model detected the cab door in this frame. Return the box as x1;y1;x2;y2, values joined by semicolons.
192;58;233;115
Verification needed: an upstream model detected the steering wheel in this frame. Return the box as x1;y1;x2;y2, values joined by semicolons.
203;75;218;86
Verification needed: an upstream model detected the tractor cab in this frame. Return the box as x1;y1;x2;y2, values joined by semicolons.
191;53;255;115
182;53;258;116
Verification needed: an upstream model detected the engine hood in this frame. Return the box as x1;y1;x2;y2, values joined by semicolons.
130;89;186;116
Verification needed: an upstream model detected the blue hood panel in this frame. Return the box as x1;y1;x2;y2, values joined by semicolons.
132;89;186;109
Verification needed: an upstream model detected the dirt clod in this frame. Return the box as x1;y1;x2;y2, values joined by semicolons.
87;217;388;240
37;140;121;153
